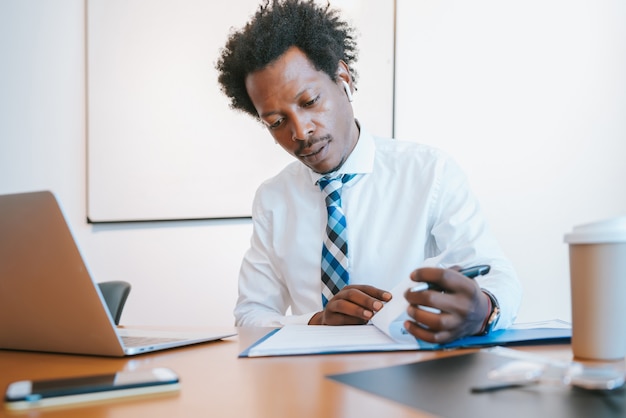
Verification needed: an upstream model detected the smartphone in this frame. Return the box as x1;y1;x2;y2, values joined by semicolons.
4;367;180;411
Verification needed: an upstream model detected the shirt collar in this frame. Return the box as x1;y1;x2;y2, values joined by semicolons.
308;122;376;185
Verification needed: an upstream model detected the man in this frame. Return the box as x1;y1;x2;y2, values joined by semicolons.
216;0;521;343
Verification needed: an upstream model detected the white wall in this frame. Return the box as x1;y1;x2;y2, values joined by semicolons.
2;0;625;328
396;0;626;323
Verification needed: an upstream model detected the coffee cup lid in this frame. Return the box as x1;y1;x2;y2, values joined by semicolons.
564;216;626;244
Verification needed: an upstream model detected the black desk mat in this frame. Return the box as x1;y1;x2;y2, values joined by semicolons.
327;351;626;418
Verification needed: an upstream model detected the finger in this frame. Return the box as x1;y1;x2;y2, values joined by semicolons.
403;320;456;344
345;284;392;302
323;311;370;325
331;297;377;320
406;288;476;322
409;267;442;282
410;267;475;294
406;304;452;331
409;267;445;292
337;286;390;313
404;284;447;307
322;299;372;325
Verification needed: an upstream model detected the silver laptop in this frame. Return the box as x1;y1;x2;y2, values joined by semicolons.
0;191;235;356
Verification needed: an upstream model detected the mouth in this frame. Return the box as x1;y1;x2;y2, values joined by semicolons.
298;142;327;159
297;137;331;164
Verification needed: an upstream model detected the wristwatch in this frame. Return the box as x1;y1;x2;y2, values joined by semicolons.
479;290;501;335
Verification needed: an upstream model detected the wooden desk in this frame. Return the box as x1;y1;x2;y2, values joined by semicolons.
0;328;573;418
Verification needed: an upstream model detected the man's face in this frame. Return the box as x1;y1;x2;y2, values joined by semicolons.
245;47;359;174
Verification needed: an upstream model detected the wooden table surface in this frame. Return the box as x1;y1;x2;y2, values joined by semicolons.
0;327;574;418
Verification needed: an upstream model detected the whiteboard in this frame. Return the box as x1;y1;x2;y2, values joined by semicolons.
86;0;394;222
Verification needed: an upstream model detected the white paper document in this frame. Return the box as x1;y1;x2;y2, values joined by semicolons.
243;276;427;357
369;275;420;344
242;324;421;357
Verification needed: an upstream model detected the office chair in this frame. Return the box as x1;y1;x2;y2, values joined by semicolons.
98;281;131;325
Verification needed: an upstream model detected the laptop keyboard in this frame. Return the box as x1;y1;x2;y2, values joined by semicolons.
121;335;185;347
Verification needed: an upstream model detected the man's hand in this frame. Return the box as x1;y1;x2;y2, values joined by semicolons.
403;267;490;343
308;285;392;325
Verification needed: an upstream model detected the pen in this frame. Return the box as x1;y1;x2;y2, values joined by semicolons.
470;381;535;394
409;264;491;293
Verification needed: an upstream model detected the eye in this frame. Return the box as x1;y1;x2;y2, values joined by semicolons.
303;95;320;107
267;118;284;130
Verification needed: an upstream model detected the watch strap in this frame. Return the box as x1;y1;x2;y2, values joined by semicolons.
479;289;500;335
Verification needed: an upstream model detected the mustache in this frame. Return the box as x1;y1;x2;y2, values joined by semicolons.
296;134;332;155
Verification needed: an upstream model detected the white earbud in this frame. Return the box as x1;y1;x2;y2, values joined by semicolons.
341;80;353;102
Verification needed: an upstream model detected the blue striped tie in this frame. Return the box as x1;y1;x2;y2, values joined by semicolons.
318;174;356;307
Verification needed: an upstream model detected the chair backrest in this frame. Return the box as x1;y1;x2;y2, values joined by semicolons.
98;281;131;325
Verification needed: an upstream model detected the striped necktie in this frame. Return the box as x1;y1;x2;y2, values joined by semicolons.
318;174;356;307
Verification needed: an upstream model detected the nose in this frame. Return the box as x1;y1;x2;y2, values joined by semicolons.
291;112;314;142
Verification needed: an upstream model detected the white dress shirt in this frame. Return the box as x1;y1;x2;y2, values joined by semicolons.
235;127;521;328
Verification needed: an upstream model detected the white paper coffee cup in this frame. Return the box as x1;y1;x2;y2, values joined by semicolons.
564;216;626;361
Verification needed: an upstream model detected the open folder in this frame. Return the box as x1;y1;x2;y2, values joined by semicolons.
239;320;571;358
239;278;570;357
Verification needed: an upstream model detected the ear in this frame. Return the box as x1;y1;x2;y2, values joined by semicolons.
336;60;354;98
